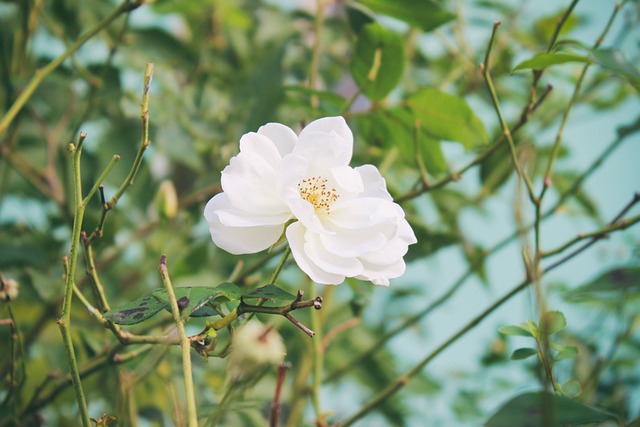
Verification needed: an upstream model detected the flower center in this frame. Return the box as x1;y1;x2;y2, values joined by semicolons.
297;175;339;214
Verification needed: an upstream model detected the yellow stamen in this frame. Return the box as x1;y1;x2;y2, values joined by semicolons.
297;175;339;214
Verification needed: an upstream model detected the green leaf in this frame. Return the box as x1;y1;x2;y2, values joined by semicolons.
355;0;455;32
562;380;582;398
498;325;533;337
350;22;405;101
539;311;566;336
565;266;640;302
587;48;640;91
485;391;617;427
242;284;297;302
104;293;168;326
406;88;489;149
153;284;242;319
385;108;448;176
510;348;538;361
284;85;346;112
512;52;589;72
551;343;578;361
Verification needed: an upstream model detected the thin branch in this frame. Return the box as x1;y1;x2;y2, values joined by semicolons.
481;22;537;205
158;255;198;427
333;194;640;427
0;0;142;136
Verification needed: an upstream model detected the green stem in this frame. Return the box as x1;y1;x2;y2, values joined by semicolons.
0;0;141;136
482;23;537;205
270;245;291;284
83;155;120;205
334;193;640;427
57;132;91;427
158;255;198;427
109;62;153;205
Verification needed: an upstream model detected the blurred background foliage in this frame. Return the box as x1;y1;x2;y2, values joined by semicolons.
0;0;639;426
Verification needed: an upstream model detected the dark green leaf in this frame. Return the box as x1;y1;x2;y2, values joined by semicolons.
355;0;455;32
243;284;297;301
485;391;616;427
406;88;489;149
350;22;404;101
510;348;538;361
104;294;167;325
564;266;640;302
153;284;242;319
499;325;534;337
346;4;375;34
512;52;589;72
539;311;566;336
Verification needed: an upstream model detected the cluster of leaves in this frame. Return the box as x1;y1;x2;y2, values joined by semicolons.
1;0;639;426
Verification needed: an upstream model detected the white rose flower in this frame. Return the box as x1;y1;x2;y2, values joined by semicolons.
204;116;417;285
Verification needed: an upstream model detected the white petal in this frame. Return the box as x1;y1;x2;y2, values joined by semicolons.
356;165;392;200
304;232;364;277
330;165;363;195
286;222;345;285
319;227;388;257
222;132;288;215
356;258;407;286
258;123;297;156
206;189;290;227
204;194;284;254
294;117;353;171
328;197;398;230
299;117;353;150
288;198;333;235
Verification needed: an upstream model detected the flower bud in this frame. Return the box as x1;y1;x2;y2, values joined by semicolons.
228;321;285;380
155;179;178;219
0;278;19;301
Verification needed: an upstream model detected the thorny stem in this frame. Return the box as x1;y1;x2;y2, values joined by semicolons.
159;255;198;427
0;0;142;137
334;194;640;427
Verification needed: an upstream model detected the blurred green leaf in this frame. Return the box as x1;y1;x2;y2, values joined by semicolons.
242;284;297;302
485;391;616;426
510;347;538;360
540;311;566;336
406;88;489;149
499;325;534;337
355;0;455;32
564;266;640;302
560;379;581;398
551;342;578;361
351;22;404;101
513;52;588;72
